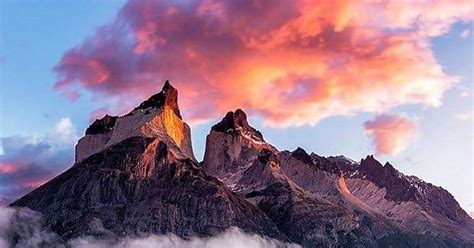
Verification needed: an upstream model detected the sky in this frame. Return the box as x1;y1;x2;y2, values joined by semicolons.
0;0;472;213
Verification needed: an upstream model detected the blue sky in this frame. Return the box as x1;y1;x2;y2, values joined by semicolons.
0;1;472;212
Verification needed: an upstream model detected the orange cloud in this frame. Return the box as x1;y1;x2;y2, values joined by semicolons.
53;0;473;126
364;114;418;155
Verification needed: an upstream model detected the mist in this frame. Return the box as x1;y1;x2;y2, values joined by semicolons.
0;206;299;248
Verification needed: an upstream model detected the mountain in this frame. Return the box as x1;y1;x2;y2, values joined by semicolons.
11;81;474;247
11;82;286;242
202;110;474;247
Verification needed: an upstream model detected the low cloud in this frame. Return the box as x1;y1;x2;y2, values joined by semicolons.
0;206;62;248
69;229;296;248
53;0;473;127
364;114;418;156
0;206;299;248
0;118;78;204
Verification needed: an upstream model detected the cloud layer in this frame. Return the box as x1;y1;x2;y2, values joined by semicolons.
53;0;473;126
364;114;417;155
0;118;78;204
0;206;298;248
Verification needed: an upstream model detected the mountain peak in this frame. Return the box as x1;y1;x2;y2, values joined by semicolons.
163;79;172;89
131;80;181;118
359;155;384;174
212;109;248;131
211;109;264;141
384;162;397;172
290;147;315;166
76;80;195;163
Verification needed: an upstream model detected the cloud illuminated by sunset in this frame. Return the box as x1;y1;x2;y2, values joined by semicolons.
364;114;418;156
53;0;473;126
0;163;17;174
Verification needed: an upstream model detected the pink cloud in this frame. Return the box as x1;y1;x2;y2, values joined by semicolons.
89;107;109;123
364;114;418;155
53;0;473;126
0;163;17;174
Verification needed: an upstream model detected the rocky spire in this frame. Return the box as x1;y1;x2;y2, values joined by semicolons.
76;80;195;163
202;109;276;183
359;155;383;175
131;80;181;118
211;109;264;141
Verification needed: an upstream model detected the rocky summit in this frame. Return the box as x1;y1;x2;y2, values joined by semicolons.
11;81;474;247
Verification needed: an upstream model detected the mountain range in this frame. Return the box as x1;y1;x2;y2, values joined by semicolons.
10;81;474;247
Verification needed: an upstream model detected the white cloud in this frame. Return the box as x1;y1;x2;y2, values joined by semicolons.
69;228;298;248
48;117;79;147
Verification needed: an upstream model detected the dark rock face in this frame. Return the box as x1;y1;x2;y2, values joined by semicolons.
9;82;474;247
327;155;358;173
356;156;418;202
291;148;344;174
310;152;342;174
85;115;118;135
290;147;314;166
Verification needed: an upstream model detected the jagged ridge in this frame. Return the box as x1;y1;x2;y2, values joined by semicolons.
202;108;474;247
